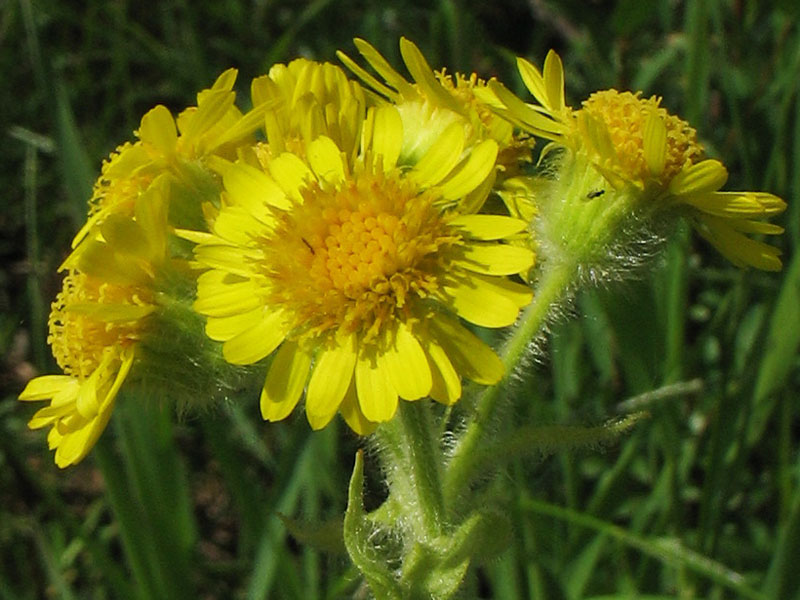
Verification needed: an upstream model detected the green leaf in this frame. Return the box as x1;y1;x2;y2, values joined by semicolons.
343;451;402;599
749;252;800;444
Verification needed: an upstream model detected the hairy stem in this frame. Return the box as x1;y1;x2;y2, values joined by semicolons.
444;260;575;502
378;401;447;541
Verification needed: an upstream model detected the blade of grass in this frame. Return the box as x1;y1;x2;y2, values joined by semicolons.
246;425;319;600
521;495;768;600
53;79;94;226
762;458;800;599
116;401;197;598
27;520;78;600
683;0;711;125
748;252;800;444
22;144;47;370
94;401;197;600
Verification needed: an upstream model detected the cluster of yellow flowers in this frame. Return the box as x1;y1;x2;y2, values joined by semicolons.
20;39;786;467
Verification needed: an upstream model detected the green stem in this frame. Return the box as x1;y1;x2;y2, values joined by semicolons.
444;260;576;502
379;401;447;540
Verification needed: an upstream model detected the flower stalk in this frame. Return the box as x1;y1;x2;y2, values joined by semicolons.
444;258;576;502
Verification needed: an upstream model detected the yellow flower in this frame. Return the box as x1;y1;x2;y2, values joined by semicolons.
190;102;534;434
338;38;531;190
65;69;267;270
487;50;786;271
19;182;168;467
137;68;266;166
249;58;367;160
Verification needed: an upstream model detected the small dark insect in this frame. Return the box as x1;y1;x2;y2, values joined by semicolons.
587;189;605;199
301;238;315;253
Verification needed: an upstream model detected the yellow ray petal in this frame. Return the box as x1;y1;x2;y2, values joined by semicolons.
339;382;378;435
138;105;177;155
643;111;667;176
222;311;288;364
683;191;787;218
307;136;346;184
410;122;464;188
669;159;728;196
543;50;566;113
438;139;498;201
429;314;504;385
223;161;291;211
28;403;73;429
205;307;265;342
454;243;535;275
694;215;783;272
181;89;235;140
100;215;149;258
381;321;432;400
516;57;549;110
211;68;238;91
355;351;398;422
354;38;418;99
213;206;273;245
194;244;261;277
725;219;784;235
209;102;272;152
489;80;568;139
102;348;134;410
399;37;463;114
194;276;262;318
54;408;112;468
370;105;403;170
269;152;314;203
423;336;461;405
305;333;357;430
77;241;149;286
441;274;530;328
449;214;528;240
134;175;170;260
261;341;311;421
336;50;398;101
173;229;220;245
19;376;79;401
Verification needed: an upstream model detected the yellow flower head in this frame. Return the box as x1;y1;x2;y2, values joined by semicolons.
65;69;268;271
19;182;168;467
249;58;367;161
487;50;787;270
138;68;266;165
338;38;530;178
190;101;534;434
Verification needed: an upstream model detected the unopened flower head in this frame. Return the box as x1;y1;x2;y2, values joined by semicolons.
486;50;786;271
338;38;531;190
190;89;534;433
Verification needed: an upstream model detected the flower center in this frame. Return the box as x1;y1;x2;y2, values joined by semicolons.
579;90;703;186
262;169;459;340
49;272;147;378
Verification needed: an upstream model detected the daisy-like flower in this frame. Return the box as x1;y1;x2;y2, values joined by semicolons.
249;58;367;161
19;181;169;467
190;100;534;433
65;68;267;270
338;38;531;195
485;50;786;271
